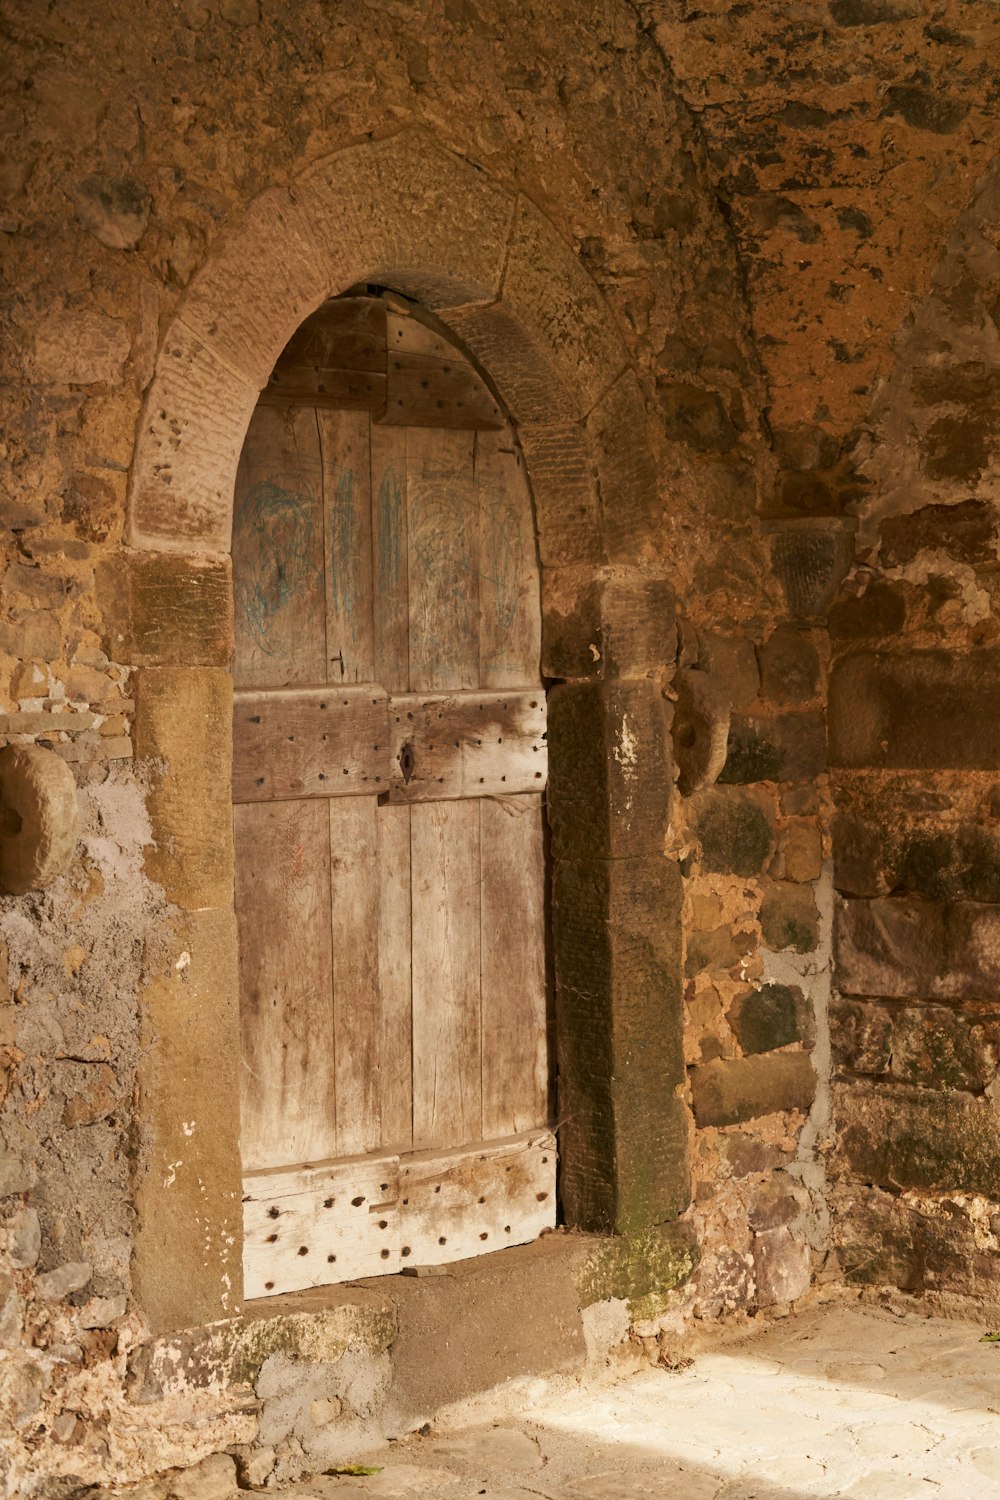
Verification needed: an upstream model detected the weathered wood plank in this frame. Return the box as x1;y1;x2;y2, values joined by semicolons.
399;1131;555;1268
370;423;409;693
406;428;479;693
232;687;390;804
331;797;382;1157
320;408;375;683
243;1155;400;1298
377;802;413;1151
481;796;549;1138
411;799;481;1148
386;690;547;803
242;1130;556;1298
386;309;458;360
262;296;388;411
232;405;326;690
235;799;337;1172
476;431;542;690
377;350;504;430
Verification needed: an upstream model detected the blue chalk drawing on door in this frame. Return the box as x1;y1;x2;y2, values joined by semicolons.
234;479;315;655
377;464;404;592
411;475;477;676
483;494;522;633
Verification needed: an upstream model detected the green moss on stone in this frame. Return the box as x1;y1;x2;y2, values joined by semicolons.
575;1224;699;1318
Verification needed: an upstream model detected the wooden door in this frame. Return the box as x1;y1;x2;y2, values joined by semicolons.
232;297;554;1299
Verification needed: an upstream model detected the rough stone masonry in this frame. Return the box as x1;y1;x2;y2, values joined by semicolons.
0;0;998;1493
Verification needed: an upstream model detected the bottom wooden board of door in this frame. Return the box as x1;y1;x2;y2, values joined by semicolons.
242;1129;557;1299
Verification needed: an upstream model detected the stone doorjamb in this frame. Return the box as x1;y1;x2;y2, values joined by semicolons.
124;130;689;1335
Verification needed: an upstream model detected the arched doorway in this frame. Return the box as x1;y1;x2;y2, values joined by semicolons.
231;292;553;1297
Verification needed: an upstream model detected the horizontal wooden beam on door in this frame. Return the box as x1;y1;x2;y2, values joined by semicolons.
387;690;547;802
242;1129;557;1298
232;686;391;803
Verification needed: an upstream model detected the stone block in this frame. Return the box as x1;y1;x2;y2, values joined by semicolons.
698;632;760;709
690;1052;815;1127
658;381;737;454
760;880;820;952
758;625;820;703
829;1000;893;1076
547;679;672;860
554;853;688;1232
0;1151;30;1199
879;498;997;568
753;1225;811;1306
827;577;906;639
134;907;243;1333
829;648;1000;770
99;552;233;668
518;422;603;567
730;983;813;1054
133;666;233;910
832;1183;1000;1300
587;372;660;563
671;668;730;796
767;520;856;618
720;711;825;784
891;1005;998;1091
833;1079;1000;1195
777;821;823;883
686;923;755;978
31;309;131;387
831;811;888;897
310;136;514;312
690;785;776;877
127;323;260;554
178;185;331;390
447;213;627;427
835;895;1000;1000
748;1174;807;1230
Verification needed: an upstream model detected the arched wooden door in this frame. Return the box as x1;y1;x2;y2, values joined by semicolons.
231;296;554;1299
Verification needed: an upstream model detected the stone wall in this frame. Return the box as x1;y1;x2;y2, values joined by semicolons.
825;158;1000;1306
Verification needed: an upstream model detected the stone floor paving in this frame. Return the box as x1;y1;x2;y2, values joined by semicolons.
273;1300;1000;1499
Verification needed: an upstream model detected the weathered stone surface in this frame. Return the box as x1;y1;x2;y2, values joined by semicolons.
547;679;672;860
758;625;820;704
753;1225;811;1306
777;821;823;883
30;310;131;386
72;172;151;250
835;896;1000;1000
686;923;755;978
691;786;775;877
879;498;997;568
720;712;825;784
748;1174;807;1231
659;381;737;453
730;983;813;1055
827;578;907;640
134;908;242;1334
7;1207;40;1269
831;811;889;897
698;632;760;708
541;570;675;681
829;649;1000;770
767;522;856;617
835;816;1000;904
690;1052;815;1127
760;880;820;952
554;854;688;1232
833;1080;1000;1195
892;1005;998;1091
671;667;730;796
832;1183;1000;1299
829;1000;893;1075
0;744;80;896
166;1453;239;1500
0;1269;20;1348
133;667;233;910
36;1261;92;1300
99;552;234;668
0;1150;31;1199
588;373;660;563
518;422;602;567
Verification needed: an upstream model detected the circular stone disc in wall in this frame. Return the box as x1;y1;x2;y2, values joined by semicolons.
0;743;80;895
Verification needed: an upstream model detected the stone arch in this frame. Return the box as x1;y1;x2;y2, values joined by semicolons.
127;131;688;1334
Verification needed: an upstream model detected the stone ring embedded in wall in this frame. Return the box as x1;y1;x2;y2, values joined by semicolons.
0;743;80;896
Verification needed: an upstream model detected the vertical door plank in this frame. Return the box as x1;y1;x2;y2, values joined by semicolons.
233;406;326;690
411;800;482;1148
235;799;337;1171
406;428;478;692
476;431;542;690
480;794;549;1138
377;802;413;1151
330;796;382;1157
370;423;410;693
320;408;375;685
